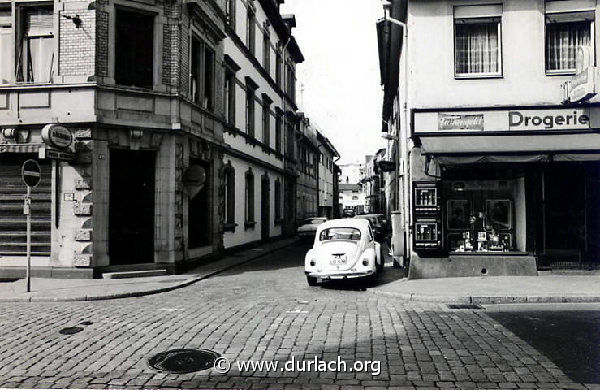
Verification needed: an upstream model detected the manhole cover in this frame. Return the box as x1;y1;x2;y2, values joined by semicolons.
148;349;220;374
447;304;484;310
59;326;84;335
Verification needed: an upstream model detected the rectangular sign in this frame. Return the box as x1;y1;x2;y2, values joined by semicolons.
508;109;590;131
438;113;484;131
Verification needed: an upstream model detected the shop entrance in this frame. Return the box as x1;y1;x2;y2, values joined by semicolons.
109;149;156;265
261;176;270;241
541;162;600;268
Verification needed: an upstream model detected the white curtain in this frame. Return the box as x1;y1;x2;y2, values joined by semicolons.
455;22;499;74
21;9;54;83
546;21;590;71
0;28;11;83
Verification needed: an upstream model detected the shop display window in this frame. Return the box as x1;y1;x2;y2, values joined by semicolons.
447;200;471;230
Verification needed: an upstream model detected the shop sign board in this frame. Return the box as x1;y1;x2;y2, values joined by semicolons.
438;113;484;131
562;46;597;104
41;124;73;150
508;109;590;131
38;147;75;161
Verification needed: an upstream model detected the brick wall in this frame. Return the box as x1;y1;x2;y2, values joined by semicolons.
95;10;109;78
59;10;96;77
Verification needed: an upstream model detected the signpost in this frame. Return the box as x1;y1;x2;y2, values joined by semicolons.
21;159;41;293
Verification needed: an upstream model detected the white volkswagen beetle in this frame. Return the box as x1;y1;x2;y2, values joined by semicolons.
304;219;383;286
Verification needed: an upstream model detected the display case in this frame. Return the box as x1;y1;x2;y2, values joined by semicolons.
413;181;443;254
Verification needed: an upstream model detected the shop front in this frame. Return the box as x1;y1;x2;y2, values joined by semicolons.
408;106;600;279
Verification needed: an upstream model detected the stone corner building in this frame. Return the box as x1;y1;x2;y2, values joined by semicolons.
0;0;303;278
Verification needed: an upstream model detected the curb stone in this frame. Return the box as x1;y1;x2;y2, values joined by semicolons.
370;289;600;305
0;238;299;303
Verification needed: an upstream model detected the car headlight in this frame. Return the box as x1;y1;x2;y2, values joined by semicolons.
310;259;316;266
362;258;369;266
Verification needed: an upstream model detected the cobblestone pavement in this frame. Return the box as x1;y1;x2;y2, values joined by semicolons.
0;242;597;389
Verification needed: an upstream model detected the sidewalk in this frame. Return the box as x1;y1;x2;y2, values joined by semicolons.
372;271;600;304
0;238;299;302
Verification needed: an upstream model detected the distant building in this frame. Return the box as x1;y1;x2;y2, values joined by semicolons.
317;131;340;219
338;161;363;185
295;113;319;222
339;183;366;215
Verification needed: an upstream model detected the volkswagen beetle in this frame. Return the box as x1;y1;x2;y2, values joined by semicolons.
304;219;383;286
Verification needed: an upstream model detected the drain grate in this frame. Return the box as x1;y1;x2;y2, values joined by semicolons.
148;349;220;374
447;304;484;310
59;326;84;335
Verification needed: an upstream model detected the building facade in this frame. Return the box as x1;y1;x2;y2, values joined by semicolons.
221;0;303;249
0;0;305;277
379;0;600;278
294;113;319;222
316;130;339;219
361;149;386;215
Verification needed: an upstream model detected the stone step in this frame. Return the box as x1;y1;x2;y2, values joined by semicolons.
102;269;168;279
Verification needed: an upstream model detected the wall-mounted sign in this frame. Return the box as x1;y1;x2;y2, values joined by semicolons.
508;109;590;131
41;124;73;150
438;113;484;131
562;46;598;104
38;147;75;161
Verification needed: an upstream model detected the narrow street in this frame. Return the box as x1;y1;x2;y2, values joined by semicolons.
0;242;597;389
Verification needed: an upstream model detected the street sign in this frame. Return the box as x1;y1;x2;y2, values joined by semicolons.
38;147;75;161
41;124;73;149
21;159;41;188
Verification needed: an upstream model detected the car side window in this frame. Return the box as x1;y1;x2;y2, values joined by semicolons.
368;226;374;242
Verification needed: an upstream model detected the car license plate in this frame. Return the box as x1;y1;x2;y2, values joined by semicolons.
330;255;347;266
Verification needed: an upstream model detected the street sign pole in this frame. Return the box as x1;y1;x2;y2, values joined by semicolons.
21;159;41;293
25;186;31;293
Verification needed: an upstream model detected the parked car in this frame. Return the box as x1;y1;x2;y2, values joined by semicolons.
353;214;388;241
342;208;355;218
304;218;383;286
297;217;327;239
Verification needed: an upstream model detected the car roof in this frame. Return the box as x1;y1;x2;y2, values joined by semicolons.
316;218;370;232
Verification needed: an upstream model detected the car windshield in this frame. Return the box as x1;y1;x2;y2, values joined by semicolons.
305;218;325;225
319;227;361;241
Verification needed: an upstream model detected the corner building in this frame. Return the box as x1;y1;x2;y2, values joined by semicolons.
381;0;600;278
0;0;230;276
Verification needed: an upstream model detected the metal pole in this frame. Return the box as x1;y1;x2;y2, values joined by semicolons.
26;185;31;293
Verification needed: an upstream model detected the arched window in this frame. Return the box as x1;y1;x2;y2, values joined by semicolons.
223;162;236;229
245;168;255;227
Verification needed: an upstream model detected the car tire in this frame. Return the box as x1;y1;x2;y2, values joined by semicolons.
306;275;318;286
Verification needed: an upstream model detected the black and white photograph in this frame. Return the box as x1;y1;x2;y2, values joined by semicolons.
0;0;599;389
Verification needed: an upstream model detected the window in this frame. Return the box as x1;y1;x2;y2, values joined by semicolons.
226;0;235;29
224;70;236;124
0;9;11;83
247;9;255;55
191;38;215;111
546;13;593;73
224;164;236;227
275;112;282;153
454;18;501;77
263;33;270;74
245;169;255;226
286;64;296;101
245;80;257;137
262;99;271;147
454;5;502;78
319;227;361;242
276;50;282;87
115;8;154;88
274;179;281;221
16;6;55;83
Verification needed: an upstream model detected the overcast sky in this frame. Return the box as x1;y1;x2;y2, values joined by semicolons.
280;0;385;165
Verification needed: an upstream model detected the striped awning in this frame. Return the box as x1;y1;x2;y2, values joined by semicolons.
0;143;43;154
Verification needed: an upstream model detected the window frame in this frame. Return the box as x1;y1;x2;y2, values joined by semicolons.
274;179;282;222
453;15;503;79
245;169;255;228
246;8;255;56
226;0;235;30
262;98;271;147
275;111;282;153
224;69;236;124
263;31;271;74
544;11;595;76
190;35;216;111
245;81;257;137
0;6;13;84
223;163;236;230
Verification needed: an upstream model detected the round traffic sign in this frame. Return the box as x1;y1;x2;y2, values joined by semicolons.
22;159;41;188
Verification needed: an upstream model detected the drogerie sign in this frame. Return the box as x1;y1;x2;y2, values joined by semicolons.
508;109;590;131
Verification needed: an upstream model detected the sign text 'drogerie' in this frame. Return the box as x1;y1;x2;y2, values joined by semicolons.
508;110;590;130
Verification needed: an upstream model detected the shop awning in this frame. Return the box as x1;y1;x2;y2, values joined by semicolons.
0;143;43;154
421;133;600;163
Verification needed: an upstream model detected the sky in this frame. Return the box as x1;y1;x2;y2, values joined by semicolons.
280;0;385;165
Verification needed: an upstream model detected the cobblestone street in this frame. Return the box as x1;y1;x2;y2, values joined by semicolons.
0;242;597;389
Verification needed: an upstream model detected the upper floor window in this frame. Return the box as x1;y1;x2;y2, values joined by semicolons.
454;5;502;78
247;9;255;56
0;9;12;84
191;37;215;111
275;111;282;153
263;32;271;74
226;0;235;29
245;78;257;137
224;70;236;124
115;8;154;89
276;49;282;87
16;6;55;84
546;11;594;73
262;97;271;147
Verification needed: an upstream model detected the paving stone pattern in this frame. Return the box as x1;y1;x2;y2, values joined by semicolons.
0;243;597;389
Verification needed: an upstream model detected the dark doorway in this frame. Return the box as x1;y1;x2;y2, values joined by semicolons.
261;175;270;241
542;164;586;267
188;160;211;249
109;149;156;265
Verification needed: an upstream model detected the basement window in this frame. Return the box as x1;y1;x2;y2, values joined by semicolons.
16;6;55;83
115;8;154;89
